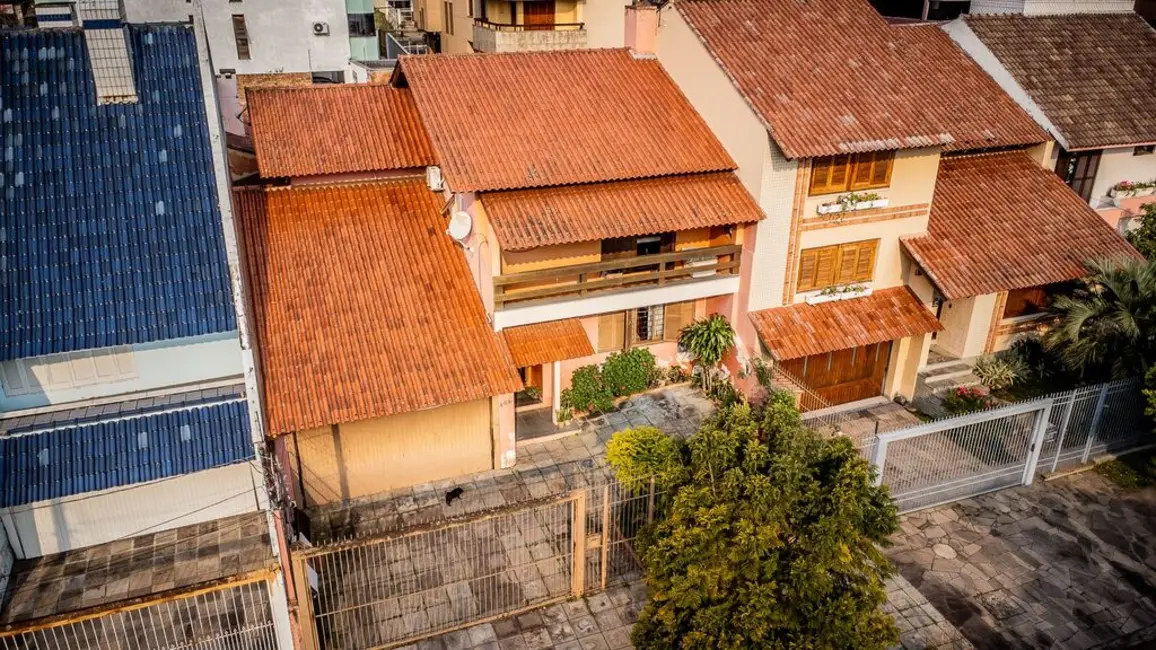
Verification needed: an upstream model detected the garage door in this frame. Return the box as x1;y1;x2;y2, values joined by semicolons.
780;342;891;409
291;398;493;506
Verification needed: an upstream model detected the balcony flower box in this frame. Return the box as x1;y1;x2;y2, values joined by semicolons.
805;285;873;305
1109;181;1155;205
817;202;844;215
869;198;889;209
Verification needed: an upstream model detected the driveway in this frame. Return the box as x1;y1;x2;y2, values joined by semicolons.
887;471;1156;649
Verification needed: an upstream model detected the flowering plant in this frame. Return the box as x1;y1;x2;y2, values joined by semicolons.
943;385;994;415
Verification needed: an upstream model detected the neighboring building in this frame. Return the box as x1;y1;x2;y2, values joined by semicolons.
644;0;1137;405
0;13;292;647
944;12;1156;232
413;0;628;54
969;0;1134;13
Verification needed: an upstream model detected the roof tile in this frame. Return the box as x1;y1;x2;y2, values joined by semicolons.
677;0;1047;158
248;85;434;177
501;319;595;368
397;49;736;191
966;13;1156;150
902;152;1140;300
750;287;942;361
235;180;521;435
481;173;763;250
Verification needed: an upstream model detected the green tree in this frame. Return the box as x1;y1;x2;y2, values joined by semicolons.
1126;202;1156;260
1044;256;1156;380
628;392;899;650
678;314;736;392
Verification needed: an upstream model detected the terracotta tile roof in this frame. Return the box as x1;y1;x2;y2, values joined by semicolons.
902;152;1141;301
965;13;1156;149
676;0;1047;158
395;50;735;191
749;287;942;361
247;85;434;177
481;173;763;251
235;180;521;436
501;319;595;368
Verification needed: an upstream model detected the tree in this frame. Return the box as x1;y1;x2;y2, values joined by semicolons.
678;314;736;392
1126;202;1156;260
620;392;899;650
1044;256;1156;380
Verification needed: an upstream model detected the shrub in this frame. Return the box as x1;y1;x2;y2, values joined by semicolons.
678;314;736;391
706;377;744;407
602;347;659;397
606;426;685;490
973;354;1029;391
666;364;689;385
942;386;993;415
555;406;574;423
560;365;613;414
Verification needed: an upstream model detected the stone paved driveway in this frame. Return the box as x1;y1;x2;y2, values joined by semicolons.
887;472;1156;649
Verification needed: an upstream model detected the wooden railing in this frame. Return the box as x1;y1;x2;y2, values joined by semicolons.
473;18;585;31
493;244;741;309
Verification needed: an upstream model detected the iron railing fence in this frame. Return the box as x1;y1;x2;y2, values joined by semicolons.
0;578;279;650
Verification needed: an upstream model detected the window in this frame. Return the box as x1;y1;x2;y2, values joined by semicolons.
1135;145;1155;156
796;239;878;292
311;71;345;84
348;12;375;36
231;14;250;59
1;348;137;396
809;151;894;195
1054;147;1100;202
596;301;696;352
601;234;674;260
443;1;454;34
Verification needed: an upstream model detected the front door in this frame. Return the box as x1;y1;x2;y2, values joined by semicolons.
523;0;556;30
780;342;891;408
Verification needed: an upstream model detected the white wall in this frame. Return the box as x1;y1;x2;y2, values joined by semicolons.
0;462;262;558
0;332;244;412
971;0;1134;13
584;0;628;47
1091;147;1156;208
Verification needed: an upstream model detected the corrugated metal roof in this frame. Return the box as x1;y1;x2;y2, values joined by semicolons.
0;26;237;361
0;400;254;508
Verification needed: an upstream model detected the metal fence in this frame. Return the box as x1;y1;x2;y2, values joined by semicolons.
0;578;279;650
295;479;667;650
860;379;1147;513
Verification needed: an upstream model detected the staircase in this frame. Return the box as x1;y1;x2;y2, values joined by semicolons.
913;351;982;415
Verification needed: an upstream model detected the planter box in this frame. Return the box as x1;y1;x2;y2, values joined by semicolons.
870;199;889;209
838;287;873;301
1109;186;1155;200
817;203;843;215
805;287;872;305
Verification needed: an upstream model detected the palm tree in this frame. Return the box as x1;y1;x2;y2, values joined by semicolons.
677;314;736;391
1044;256;1156;379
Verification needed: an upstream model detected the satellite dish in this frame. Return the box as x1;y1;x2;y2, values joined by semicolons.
448;211;473;241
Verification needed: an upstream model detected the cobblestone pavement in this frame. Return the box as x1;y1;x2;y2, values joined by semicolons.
887;472;1156;649
401;574;969;650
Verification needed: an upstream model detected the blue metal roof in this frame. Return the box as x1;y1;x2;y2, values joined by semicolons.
0;25;237;361
0;399;254;508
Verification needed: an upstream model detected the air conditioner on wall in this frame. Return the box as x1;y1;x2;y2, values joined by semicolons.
312;21;330;36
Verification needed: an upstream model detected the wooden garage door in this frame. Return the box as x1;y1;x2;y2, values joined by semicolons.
291;398;492;506
780;342;891;409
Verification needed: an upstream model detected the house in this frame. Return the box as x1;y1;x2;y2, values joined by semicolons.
393;49;763;435
968;0;1136;14
944;11;1156;231
0;14;292;645
642;0;1137;405
412;0;630;54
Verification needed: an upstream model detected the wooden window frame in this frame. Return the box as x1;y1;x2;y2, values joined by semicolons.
231;14;250;60
1054;148;1101;202
597;301;696;352
808;151;894;196
795;239;879;293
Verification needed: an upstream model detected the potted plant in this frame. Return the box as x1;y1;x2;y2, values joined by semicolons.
838;284;871;300
806;285;844;305
1110;180;1156;205
862;192;888;209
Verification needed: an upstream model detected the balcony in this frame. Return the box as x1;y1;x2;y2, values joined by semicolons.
492;244;741;328
472;18;587;53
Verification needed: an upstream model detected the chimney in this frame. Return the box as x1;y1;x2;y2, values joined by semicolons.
625;4;658;57
76;0;139;104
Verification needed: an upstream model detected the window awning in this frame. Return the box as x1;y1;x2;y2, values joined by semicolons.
749;287;942;361
501;319;595;368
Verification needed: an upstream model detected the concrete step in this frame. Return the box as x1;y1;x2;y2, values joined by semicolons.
922;358;974;374
923;367;979;384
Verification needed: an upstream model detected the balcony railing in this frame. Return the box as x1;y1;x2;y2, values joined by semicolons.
473;18;584;31
493;244;741;309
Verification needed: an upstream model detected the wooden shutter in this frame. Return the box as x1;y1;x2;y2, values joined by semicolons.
853;240;878;282
597;312;625;352
849;152;894;190
798;245;839;291
836;244;861;284
796;248;820;291
664;301;696;342
808;155;851;195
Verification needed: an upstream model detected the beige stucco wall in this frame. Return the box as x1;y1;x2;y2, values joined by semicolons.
291;398;493;506
655;7;793;316
501;241;602;273
583;0;627;47
800;147;940;218
883;333;931;400
793;215;930;303
936;293;1000;359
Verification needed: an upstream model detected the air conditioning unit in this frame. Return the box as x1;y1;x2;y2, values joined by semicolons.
312;21;330;36
427;166;444;191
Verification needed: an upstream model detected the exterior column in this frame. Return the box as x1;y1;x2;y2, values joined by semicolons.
552;361;562;424
492;393;517;469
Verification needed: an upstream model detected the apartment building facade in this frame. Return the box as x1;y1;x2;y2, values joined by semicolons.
414;0;629;53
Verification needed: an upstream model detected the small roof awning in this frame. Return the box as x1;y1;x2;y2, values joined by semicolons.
902;152;1140;300
501;319;595;368
749;287;942;361
481;172;764;251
